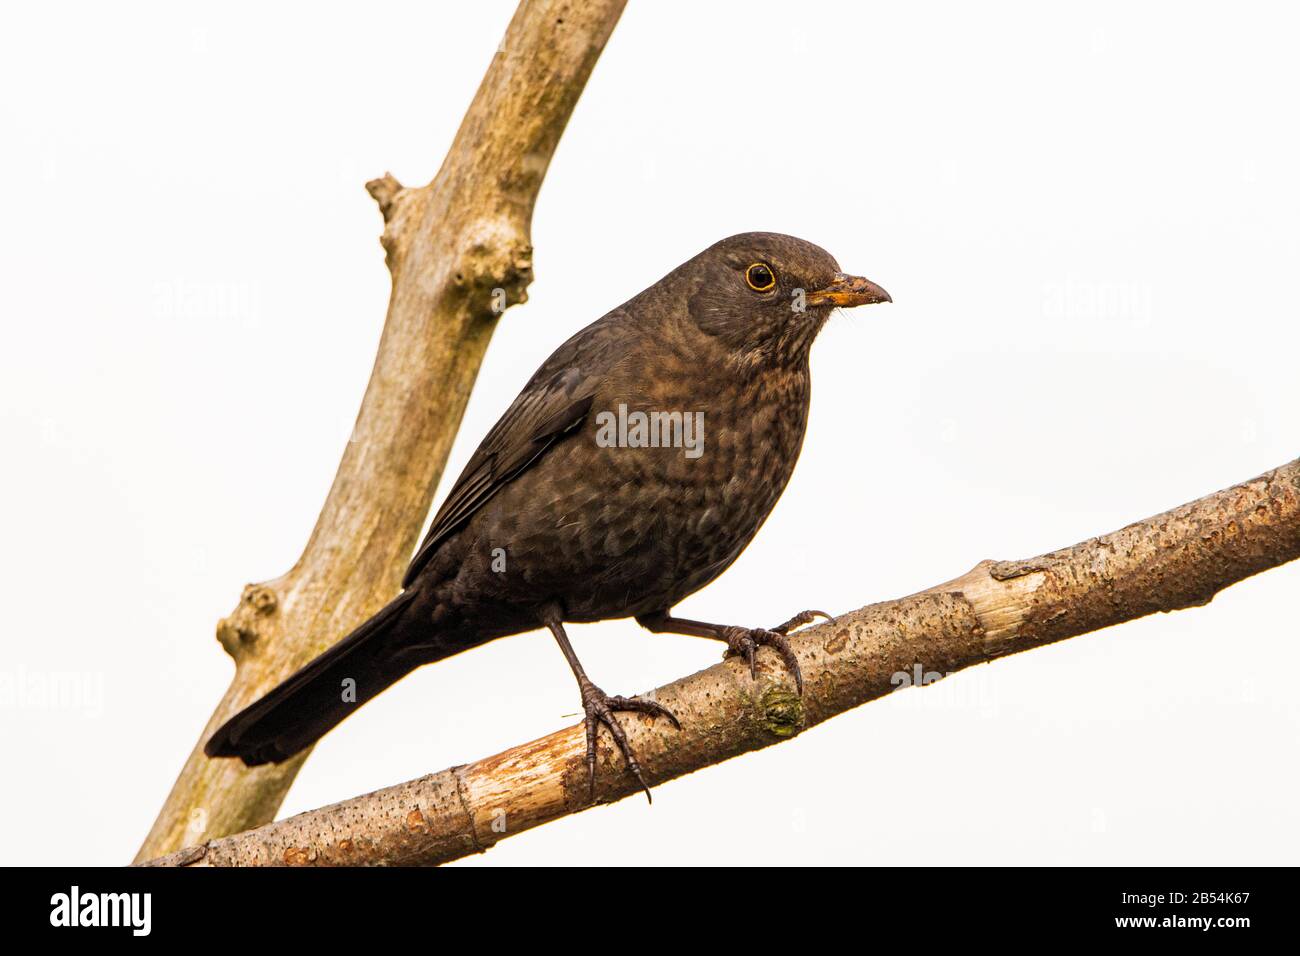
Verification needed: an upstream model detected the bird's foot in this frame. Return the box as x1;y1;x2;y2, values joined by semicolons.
721;610;828;695
579;680;680;804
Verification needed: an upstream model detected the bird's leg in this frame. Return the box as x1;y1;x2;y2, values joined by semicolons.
543;606;680;804
636;609;831;695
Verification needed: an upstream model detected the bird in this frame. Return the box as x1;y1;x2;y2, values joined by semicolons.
205;232;891;800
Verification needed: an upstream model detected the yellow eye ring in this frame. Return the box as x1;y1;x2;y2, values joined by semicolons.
745;262;776;292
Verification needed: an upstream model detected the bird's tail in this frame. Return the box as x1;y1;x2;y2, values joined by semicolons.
204;588;423;766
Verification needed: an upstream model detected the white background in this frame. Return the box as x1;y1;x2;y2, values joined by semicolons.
3;1;1297;866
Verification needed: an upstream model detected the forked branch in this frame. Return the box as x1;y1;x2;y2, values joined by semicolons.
134;0;629;862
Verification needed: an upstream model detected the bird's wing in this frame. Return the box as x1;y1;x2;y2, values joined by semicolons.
402;317;627;587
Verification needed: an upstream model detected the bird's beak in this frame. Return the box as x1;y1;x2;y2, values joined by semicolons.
805;273;892;308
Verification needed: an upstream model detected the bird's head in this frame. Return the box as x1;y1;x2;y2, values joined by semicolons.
678;232;890;365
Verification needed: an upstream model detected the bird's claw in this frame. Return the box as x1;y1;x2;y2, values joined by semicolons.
579;681;679;805
772;609;831;635
721;623;807;695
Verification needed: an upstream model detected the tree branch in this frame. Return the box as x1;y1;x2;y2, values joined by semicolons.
141;457;1300;866
134;0;628;862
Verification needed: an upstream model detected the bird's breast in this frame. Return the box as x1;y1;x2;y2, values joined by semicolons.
575;359;812;609
434;352;814;628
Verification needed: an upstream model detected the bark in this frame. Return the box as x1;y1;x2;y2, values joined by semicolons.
133;0;628;863
141;457;1300;867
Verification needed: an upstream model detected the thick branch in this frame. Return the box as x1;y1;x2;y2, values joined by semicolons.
134;0;628;862
142;458;1300;866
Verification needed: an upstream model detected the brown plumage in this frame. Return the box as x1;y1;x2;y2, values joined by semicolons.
206;232;890;797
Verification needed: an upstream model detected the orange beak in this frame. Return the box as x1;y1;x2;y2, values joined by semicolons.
805;273;892;308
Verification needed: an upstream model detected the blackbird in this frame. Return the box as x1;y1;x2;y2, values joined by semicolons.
206;232;890;799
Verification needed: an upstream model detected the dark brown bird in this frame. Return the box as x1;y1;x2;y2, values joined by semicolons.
206;232;890;798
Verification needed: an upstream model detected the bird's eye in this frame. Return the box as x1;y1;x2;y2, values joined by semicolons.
745;263;776;292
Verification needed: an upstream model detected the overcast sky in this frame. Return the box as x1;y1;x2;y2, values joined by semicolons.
3;0;1298;865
